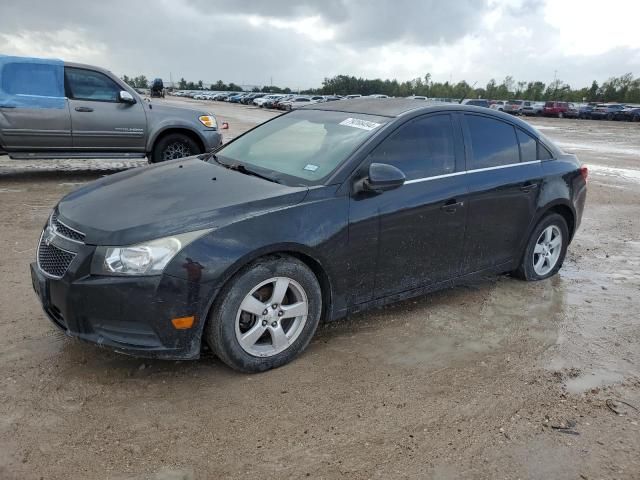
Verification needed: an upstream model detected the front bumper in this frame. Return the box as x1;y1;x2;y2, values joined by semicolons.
30;262;218;360
200;129;223;151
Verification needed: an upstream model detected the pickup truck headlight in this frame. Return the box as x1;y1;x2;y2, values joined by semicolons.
92;230;209;276
198;115;217;128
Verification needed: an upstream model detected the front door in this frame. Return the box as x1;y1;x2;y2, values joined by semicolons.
0;58;72;151
348;113;468;302
65;67;147;152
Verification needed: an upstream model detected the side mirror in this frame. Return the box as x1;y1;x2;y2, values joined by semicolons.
358;163;406;194
118;90;136;104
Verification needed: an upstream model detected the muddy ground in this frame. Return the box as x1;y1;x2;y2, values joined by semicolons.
0;100;639;480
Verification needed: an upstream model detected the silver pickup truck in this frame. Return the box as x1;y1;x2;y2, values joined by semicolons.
0;56;222;163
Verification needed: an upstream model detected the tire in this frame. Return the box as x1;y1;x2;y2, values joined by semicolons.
514;213;569;281
607;113;614;121
151;133;201;163
205;256;322;373
558;112;564;119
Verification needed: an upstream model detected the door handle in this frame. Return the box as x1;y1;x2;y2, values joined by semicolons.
440;199;464;213
520;183;539;193
75;106;94;112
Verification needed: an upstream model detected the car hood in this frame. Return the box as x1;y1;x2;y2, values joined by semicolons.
57;158;308;246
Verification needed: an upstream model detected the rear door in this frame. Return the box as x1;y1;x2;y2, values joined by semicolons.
0;59;72;151
460;114;542;273
65;67;147;152
348;113;467;302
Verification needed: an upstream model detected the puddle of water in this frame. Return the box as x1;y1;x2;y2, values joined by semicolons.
588;164;640;184
564;369;625;394
558;141;640;157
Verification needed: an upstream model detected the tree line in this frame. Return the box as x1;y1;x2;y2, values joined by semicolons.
311;73;640;103
121;72;640;103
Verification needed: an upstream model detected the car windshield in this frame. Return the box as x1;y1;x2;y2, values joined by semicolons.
215;109;389;186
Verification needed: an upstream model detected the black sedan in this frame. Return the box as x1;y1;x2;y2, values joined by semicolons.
31;99;587;372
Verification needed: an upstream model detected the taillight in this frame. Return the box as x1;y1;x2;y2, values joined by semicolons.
580;165;588;183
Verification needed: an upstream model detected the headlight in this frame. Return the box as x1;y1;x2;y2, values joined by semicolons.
92;230;209;276
198;115;217;128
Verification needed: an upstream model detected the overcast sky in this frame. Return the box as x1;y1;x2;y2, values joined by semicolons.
1;0;639;89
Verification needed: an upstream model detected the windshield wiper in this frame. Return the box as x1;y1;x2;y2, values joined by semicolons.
227;163;281;184
206;153;281;184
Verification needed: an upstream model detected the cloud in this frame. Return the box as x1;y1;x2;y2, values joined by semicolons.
0;0;638;89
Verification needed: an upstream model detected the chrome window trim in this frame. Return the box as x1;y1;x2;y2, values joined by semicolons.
404;160;541;185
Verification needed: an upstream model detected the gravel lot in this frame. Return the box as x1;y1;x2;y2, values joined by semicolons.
1;99;639;480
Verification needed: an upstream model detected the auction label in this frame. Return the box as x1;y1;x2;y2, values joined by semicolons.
339;118;381;131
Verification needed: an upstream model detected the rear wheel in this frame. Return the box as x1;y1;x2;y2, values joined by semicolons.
515;213;569;281
558;112;564;119
607;113;614;120
205;256;322;373
151;133;201;163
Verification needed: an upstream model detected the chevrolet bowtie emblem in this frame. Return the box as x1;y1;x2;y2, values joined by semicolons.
43;226;56;246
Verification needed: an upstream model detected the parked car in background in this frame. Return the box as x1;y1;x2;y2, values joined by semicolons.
490;100;506;111
522;102;545;116
409;96;428;100
278;96;318;110
30;98;587;372
254;94;284;107
0;56;222;163
462;99;490;108
590;104;626;120
564;103;580;119
228;93;248;103
503;100;525;115
543;101;570;118
241;93;266;105
573;103;597;119
613;106;640;121
367;94;389;98
345;94;362;99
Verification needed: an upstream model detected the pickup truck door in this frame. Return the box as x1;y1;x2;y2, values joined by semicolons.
0;59;72;151
65;67;147;152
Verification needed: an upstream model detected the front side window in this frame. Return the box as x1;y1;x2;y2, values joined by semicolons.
465;115;519;169
65;67;121;102
367;114;456;180
217;110;389;185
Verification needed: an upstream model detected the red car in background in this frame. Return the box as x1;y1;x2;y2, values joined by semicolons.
543;101;570;118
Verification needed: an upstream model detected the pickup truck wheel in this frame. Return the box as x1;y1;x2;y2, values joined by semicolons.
151;133;201;163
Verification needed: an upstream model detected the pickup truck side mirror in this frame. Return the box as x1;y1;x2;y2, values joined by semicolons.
118;90;136;104
355;163;406;194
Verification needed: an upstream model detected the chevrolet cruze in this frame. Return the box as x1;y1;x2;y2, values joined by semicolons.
31;99;587;372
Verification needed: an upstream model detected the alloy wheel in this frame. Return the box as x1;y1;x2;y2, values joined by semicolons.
162;141;191;161
532;225;563;276
235;277;309;357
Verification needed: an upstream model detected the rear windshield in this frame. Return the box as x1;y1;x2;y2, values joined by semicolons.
507;100;521;105
216;109;390;186
545;102;555;107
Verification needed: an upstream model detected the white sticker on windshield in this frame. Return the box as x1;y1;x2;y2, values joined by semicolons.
339;118;381;131
304;164;319;171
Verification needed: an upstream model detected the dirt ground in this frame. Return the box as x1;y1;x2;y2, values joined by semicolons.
0;100;639;480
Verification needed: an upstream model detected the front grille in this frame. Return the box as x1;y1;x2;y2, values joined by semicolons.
38;241;76;278
51;211;85;243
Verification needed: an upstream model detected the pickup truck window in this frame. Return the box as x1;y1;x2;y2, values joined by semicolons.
65;67;121;102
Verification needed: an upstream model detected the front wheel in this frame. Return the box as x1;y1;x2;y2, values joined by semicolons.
205;256;322;373
151;133;201;163
514;213;569;281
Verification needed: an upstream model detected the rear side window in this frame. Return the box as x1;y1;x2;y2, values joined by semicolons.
1;62;62;97
368;114;456;180
465;115;519;169
65;67;121;102
517;129;537;162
